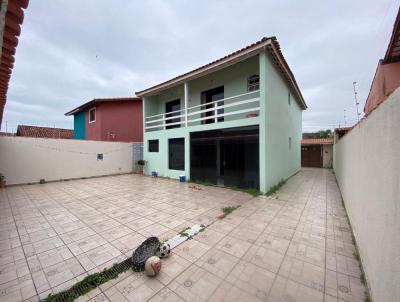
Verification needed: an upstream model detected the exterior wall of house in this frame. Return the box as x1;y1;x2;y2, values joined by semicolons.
73;111;86;139
333;87;400;302
261;51;302;192
187;56;259;125
86;106;102;141
99;101;143;142
83;101;143;142
144;127;190;179
143;52;302;193
322;144;333;168
143;117;259;180
0;136;134;185
143;56;260;128
143;57;261;182
364;61;400;115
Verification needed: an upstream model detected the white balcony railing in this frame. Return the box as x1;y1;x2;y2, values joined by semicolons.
145;90;260;131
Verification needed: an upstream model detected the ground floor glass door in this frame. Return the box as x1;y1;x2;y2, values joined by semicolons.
190;126;259;190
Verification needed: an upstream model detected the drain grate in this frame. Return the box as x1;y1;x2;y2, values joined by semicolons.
42;258;132;302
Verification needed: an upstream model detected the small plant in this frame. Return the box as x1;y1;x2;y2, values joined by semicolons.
137;160;146;166
44;261;129;302
266;179;286;196
0;173;5;188
360;272;366;285
221;205;240;217
231;186;262;197
179;227;190;238
136;160;146;175
190;179;214;186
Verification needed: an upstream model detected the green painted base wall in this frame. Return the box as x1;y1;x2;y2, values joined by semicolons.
143;118;260;180
263;51;302;191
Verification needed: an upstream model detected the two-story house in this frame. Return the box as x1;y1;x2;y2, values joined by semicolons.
65;97;143;142
136;37;306;193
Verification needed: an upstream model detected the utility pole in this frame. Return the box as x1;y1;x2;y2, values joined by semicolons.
344;110;347;127
353;81;361;123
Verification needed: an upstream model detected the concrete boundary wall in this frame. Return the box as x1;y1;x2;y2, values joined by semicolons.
0;137;134;185
333;87;400;302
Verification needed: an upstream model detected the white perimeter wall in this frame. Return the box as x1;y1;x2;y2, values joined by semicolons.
0;137;134;185
334;87;400;302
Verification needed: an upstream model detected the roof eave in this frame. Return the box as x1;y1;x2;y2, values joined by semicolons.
136;41;271;97
383;7;400;63
267;41;307;110
64;97;141;116
136;38;307;110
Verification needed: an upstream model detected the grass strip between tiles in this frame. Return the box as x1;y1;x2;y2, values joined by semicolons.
43;258;131;302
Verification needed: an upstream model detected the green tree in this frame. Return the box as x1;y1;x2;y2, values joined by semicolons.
318;129;333;138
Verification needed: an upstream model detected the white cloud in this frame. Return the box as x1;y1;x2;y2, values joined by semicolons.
1;0;398;132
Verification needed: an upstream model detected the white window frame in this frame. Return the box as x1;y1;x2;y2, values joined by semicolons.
89;107;96;123
247;74;260;92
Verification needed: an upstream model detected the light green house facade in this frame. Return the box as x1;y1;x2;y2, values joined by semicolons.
136;37;306;193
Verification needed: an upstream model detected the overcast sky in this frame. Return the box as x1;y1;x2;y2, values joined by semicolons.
1;0;398;132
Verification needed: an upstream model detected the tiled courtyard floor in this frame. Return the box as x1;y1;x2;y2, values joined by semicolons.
0;169;368;302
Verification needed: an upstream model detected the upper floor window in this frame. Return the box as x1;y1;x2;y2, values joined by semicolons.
248;75;259;92
89;108;96;123
165;99;181;129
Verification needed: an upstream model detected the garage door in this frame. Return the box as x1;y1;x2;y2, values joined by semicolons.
301;145;322;167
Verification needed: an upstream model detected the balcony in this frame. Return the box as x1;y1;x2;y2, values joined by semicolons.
145;90;260;131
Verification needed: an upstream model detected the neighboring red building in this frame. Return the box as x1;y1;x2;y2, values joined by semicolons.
65;97;143;142
364;8;400;115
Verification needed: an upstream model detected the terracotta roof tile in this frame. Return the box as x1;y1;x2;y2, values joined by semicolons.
136;37;306;109
0;1;29;125
301;138;334;145
16;125;73;139
384;7;400;63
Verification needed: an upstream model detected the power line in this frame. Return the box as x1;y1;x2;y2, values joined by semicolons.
353;82;362;123
351;0;397;109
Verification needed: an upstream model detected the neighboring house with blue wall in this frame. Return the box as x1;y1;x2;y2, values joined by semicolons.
136;37;307;193
65;97;143;142
73;111;86;139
